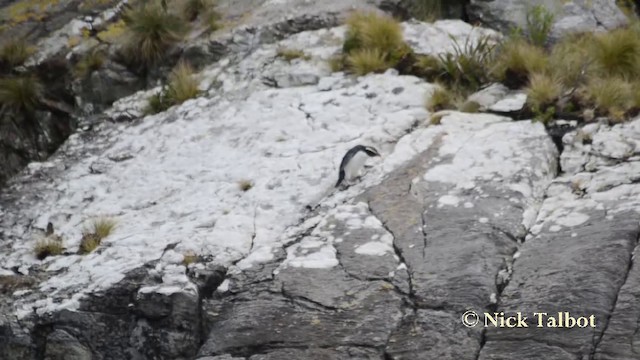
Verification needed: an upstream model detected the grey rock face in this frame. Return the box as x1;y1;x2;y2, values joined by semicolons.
467;0;628;39
73;60;146;113
44;329;92;360
478;117;640;358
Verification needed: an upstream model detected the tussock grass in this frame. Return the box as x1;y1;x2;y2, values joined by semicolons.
347;48;389;75
276;48;310;62
425;85;462;112
0;39;33;69
92;218;117;239
183;0;208;21
182;251;198;266
122;3;187;66
75;49;106;77
78;218;117;254
412;54;440;78
458;100;481;113
437;35;495;92
34;238;64;260
165;61;200;104
526;72;563;109
145;61;201;114
206;10;222;32
525;4;555;47
631;82;640;109
582;77;633;121
410;0;443;22
0;76;42;113
79;233;101;254
549;34;592;88
238;179;253;192
342;12;409;75
492;38;548;87
590;28;640;78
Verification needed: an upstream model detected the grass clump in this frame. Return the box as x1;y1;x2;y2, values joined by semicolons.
492;38;548;88
590;28;640;78
238;179;253;192
146;90;172;114
0;76;42;113
183;0;208;21
425;85;462;112
412;54;441;78
145;61;201;114
79;233;101;254
122;3;187;67
549;35;592;88
437;35;495;92
328;55;346;72
582;77;634;121
75;49;106;77
182;251;198;266
525;4;555;47
165;61;200;104
409;0;442;22
34;238;64;260
526;72;563;109
342;12;410;75
276;48;311;62
347;48;389;75
78;218;117;254
0;39;33;70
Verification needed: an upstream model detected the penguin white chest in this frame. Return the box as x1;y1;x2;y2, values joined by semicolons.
344;151;369;181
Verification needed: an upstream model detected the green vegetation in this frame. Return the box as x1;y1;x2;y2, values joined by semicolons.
548;35;592;88
0;39;33;70
183;0;208;21
75;48;106;77
526;73;563;110
525;4;555;47
276;48;311;62
409;0;443;22
340;12;410;75
79;218;117;254
34;238;64;260
581;77;634;121
122;3;187;67
165;61;200;103
0;76;42;113
491;38;548;87
329;7;640;124
590;28;640;78
145;61;201;114
79;233;101;254
425;85;457;112
182;251;198;265
347;48;389;75
438;35;495;92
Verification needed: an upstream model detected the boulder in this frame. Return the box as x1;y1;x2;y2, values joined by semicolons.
467;0;628;40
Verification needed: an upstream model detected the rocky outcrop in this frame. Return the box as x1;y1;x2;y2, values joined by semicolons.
467;0;628;40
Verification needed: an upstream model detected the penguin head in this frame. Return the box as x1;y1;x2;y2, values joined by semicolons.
363;146;380;157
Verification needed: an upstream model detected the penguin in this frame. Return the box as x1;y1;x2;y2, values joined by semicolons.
335;145;381;188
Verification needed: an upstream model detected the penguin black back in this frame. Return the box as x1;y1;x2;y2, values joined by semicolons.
335;145;380;187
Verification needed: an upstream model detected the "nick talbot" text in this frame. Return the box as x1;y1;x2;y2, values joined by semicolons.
484;312;596;328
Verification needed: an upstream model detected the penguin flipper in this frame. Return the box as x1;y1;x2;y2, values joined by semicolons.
335;170;345;188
